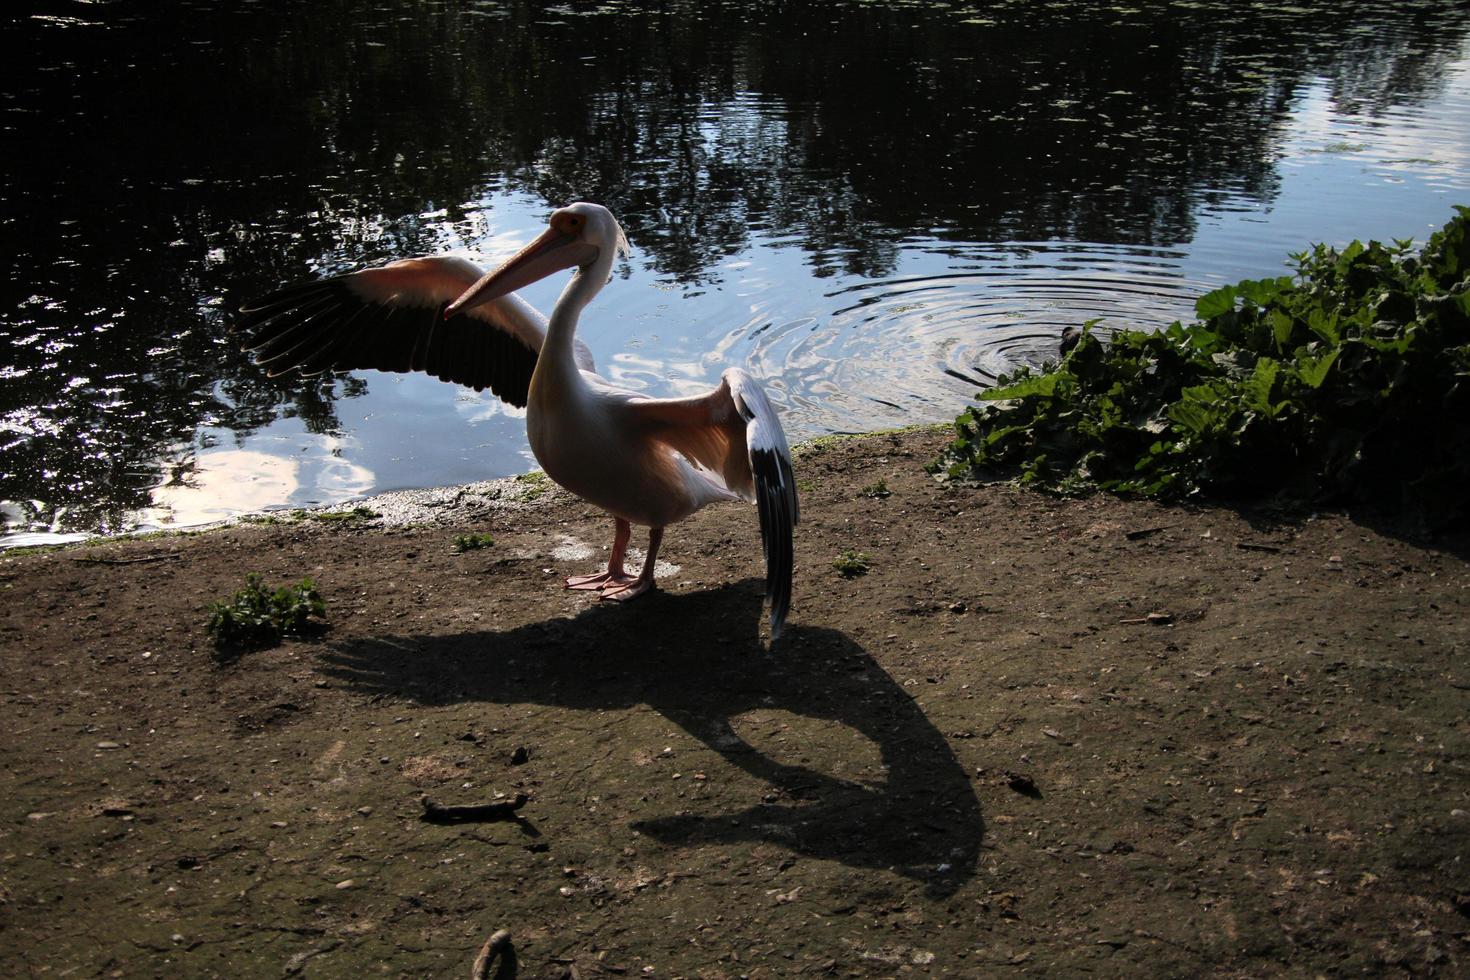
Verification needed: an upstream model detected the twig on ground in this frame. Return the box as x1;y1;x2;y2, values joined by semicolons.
1119;611;1174;625
471;929;515;980
69;553;181;565
422;793;529;825
285;940;343;975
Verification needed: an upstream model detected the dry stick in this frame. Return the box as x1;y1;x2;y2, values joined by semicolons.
471;930;514;980
69;553;181;565
1120;612;1174;625
421;793;529;825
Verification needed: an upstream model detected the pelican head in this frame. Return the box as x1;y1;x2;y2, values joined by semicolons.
445;202;629;317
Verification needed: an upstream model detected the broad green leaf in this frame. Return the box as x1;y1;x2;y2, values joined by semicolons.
1167;386;1225;435
1242;357;1281;414
983;371;1064;400
1270;309;1295;351
1296;349;1338;389
1335;239;1365;273
1239;277;1290;307
1307;308;1340;344
1195;285;1238;320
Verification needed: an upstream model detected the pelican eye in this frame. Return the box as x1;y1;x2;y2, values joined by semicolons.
552;212;583;236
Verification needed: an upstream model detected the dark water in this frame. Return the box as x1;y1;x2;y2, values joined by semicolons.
4;0;1469;543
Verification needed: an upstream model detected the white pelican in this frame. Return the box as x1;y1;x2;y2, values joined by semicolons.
236;202;799;636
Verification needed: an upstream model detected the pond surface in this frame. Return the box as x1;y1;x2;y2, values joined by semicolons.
4;0;1469;544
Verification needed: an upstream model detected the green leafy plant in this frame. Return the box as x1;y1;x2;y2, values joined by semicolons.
861;479;892;499
832;549;872;577
931;206;1470;524
238;506;377;526
206;573;326;651
307;506;379;523
513;471;550;499
453;532;495;552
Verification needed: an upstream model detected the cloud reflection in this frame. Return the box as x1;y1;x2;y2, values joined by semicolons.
140;438;375;528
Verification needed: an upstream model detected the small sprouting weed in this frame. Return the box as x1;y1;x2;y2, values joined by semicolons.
513;471;549;499
453;532;495;553
832;549;871;578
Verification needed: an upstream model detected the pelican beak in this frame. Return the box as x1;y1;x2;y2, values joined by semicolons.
445;225;598;317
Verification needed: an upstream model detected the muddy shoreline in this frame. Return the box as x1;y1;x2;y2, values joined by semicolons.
2;427;1467;976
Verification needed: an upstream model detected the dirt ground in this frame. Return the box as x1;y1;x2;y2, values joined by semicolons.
1;427;1467;977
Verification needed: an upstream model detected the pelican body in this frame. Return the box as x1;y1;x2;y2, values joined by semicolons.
236;203;799;636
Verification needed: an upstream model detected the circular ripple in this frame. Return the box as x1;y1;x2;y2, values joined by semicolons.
721;241;1213;438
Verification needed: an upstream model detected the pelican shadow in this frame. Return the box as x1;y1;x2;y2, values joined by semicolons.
321;582;983;896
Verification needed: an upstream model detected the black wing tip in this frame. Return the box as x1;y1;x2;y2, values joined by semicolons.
751;445;796;644
768;604;789;642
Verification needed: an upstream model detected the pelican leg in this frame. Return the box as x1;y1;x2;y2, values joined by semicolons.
601;527;663;602
566;518;638;591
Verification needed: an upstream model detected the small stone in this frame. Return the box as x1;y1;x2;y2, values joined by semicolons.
335;879;355;890
96;741;120;750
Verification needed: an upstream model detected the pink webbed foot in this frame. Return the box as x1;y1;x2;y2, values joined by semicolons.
567;523;663;603
564;569;636;592
598;577;656;603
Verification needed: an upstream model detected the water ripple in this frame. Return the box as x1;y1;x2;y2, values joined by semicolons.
727;243;1208;437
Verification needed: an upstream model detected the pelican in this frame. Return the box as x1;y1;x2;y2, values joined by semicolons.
235;203;799;636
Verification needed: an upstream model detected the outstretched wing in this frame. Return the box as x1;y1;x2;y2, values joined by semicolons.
234;255;595;408
625;367;800;637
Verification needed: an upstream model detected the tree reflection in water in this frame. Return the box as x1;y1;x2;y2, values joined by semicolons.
3;0;1468;532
